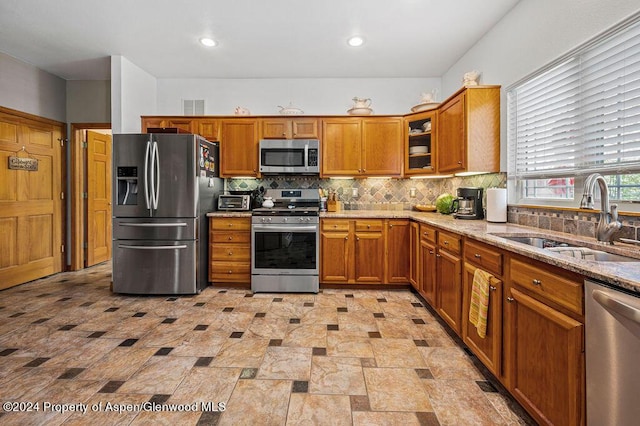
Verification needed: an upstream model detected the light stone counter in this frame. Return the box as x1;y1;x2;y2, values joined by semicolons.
322;210;640;294
205;209;640;293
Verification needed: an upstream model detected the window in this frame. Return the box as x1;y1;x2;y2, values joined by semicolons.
508;15;640;208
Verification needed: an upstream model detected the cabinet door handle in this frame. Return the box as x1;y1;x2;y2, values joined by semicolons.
345;236;348;240
474;253;481;258
457;161;462;165
436;254;441;258
532;279;542;286
356;237;360;241
507;297;514;303
429;250;434;255
489;285;496;291
389;224;394;228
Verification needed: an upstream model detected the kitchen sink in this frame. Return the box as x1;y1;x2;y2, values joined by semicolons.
494;234;640;262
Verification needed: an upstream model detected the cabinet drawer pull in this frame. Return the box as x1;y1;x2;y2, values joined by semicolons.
228;270;233;274
228;251;233;256
228;236;233;241
367;224;371;229
507;297;514;303
227;223;233;227
474;253;481;258
423;231;428;236
532;279;542;286
443;240;449;245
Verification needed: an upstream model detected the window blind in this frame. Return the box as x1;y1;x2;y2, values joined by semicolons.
508;18;640;180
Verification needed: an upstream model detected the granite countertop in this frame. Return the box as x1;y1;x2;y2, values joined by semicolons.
207;209;640;294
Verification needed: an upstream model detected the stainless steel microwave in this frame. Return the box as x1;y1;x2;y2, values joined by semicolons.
259;139;320;175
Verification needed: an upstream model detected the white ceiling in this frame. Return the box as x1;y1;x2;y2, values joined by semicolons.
0;0;520;81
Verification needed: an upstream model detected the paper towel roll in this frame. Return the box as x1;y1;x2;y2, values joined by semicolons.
486;188;507;223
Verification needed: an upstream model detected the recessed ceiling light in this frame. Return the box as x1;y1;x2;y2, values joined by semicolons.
347;36;364;47
200;37;217;47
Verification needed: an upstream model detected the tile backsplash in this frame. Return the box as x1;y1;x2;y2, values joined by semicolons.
226;173;507;210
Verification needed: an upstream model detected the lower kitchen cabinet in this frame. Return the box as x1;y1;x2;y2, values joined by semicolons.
436;230;463;335
321;218;405;285
505;256;585;426
209;217;251;283
408;221;420;288
385;219;410;283
462;239;505;378
418;224;437;306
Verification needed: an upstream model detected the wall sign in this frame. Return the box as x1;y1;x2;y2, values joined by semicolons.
8;156;38;171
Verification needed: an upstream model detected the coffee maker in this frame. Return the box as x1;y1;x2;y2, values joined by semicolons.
452;187;484;220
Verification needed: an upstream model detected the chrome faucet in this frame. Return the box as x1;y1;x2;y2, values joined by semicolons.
579;173;622;244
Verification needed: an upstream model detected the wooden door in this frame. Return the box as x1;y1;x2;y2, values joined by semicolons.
408;221;419;289
320;231;350;282
321;118;362;176
261;119;291;139
420;240;437;307
0;108;64;290
437;92;466;173
385;219;409;283
291;119;319;138
361;118;402;176
506;287;584;426
462;263;503;377
354;231;384;283
220;119;259;177
436;249;463;334
85;131;112;267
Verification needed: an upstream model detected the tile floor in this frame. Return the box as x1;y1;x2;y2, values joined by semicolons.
0;262;535;425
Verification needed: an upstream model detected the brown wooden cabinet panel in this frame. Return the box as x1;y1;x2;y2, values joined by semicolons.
462;263;503;377
165;118;195;133
465;239;503;276
322;118;362;176
261;118;319;139
437;249;463;334
209;217;251;284
386;220;410;284
361;118;402;176
437;86;500;174
505;287;584;426
354;231;384;283
409;221;420;289
196;119;220;141
320;229;350;282
405;111;437;175
220;119;259;177
141;117;167;132
419;239;437;307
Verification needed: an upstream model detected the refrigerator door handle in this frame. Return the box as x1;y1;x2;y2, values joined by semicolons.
118;244;189;250
119;222;188;228
144;140;151;210
151;141;160;210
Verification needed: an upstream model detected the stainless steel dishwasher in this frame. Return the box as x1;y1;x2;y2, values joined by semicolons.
585;279;640;425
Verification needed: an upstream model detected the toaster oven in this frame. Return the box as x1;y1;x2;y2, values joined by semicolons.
218;194;252;211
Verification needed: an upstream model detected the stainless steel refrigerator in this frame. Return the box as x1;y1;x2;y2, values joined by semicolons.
112;133;222;294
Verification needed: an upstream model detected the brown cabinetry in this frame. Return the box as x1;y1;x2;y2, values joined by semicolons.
437;86;500;174
462;239;505;378
354;220;385;283
418;224;437;306
220;119;259;177
141;117;220;141
384;219;410;283
322;117;402;177
209;217;251;283
505;256;585;426
436;230;463;334
260;118;319;139
405;110;437;175
408;221;420;289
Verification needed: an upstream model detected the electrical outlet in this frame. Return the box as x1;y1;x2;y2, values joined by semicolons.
351;187;359;197
409;187;417;198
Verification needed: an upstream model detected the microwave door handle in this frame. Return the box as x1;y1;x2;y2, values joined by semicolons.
304;143;309;171
144;140;151;211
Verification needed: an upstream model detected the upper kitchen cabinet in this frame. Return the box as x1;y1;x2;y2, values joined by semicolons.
141;117;196;134
260;118;319;139
437;86;500;175
405;110;437;176
322;117;402;177
195;118;220;141
220;119;259;177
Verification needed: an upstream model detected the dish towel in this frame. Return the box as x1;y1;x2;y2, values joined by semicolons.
469;268;493;339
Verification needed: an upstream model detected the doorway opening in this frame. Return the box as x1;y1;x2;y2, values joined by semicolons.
69;123;112;271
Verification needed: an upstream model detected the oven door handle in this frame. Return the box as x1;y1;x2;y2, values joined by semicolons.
252;225;318;232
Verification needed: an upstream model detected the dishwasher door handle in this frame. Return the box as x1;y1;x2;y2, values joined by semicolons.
593;289;640;324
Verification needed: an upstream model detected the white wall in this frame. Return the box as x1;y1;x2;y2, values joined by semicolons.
441;0;640;171
0;51;66;122
66;80;111;124
156;78;441;116
110;56;157;133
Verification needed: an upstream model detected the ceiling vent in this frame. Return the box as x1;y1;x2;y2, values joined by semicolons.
183;99;205;115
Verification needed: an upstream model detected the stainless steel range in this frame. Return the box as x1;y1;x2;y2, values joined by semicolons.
251;189;320;293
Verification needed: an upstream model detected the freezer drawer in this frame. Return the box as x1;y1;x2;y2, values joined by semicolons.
113;217;197;240
112;240;198;294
